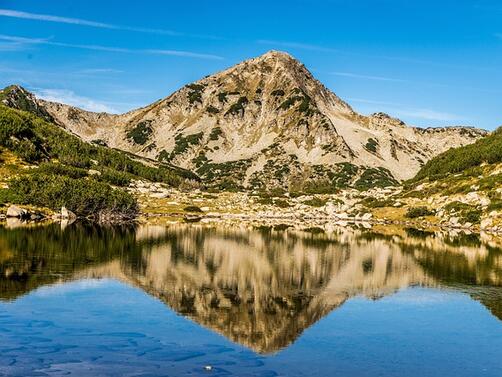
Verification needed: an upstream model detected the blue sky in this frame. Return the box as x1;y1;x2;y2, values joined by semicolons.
0;0;501;129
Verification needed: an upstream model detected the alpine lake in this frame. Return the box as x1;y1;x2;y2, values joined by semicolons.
1;221;501;376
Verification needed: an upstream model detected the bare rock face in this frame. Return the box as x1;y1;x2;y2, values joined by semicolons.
3;51;488;191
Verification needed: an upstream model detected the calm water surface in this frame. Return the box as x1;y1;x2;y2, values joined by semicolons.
1;223;502;376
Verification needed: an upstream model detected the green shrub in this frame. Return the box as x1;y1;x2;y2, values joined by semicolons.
38;162;88;179
226;96;249;116
361;197;395;208
413;128;497;180
405;206;434;218
206;105;220;114
365;138;378;153
7;173;138;219
184;205;203;213
96;168;131;187
186;84;205;104
302;197;328;207
209;127;223;141
126;121;153;145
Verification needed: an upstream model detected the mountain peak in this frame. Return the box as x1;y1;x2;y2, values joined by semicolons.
0;84;53;122
259;50;295;60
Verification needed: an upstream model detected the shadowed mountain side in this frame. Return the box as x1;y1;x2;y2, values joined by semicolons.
0;224;501;353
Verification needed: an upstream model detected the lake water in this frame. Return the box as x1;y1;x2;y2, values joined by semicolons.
1;223;502;376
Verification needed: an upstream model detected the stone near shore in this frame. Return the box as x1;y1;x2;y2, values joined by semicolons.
61;206;77;220
6;205;28;218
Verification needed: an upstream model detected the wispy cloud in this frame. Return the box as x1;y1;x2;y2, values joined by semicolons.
257;39;340;53
393;108;463;122
0;34;224;60
0;9;221;39
331;71;408;83
495;33;502;40
348;98;465;123
34;88;118;113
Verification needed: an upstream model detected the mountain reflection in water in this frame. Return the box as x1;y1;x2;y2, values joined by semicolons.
0;223;501;354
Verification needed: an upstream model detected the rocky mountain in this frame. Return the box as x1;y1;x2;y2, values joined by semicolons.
1;51;487;191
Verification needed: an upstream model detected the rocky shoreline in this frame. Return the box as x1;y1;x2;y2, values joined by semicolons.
3;178;502;237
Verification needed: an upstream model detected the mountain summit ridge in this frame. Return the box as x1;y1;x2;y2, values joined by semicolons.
0;51;487;191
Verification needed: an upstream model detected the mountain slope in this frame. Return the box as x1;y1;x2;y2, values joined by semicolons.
413;126;502;180
1;51;487;192
0;104;197;220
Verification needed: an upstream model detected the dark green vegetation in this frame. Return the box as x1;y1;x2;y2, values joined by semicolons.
6;174;137;220
302;197;328;207
444;201;482;224
277;88;315;116
183;205;203;213
159;132;204;163
209;127;223;141
0;85;53;122
361;197;396;209
206;105;220;114
364;138;379;153
126;121;153;145
405;206;434;219
197;159;252;192
226;96;249;116
354;168;398;191
186;84;205;105
0;105;194;220
414;127;500;181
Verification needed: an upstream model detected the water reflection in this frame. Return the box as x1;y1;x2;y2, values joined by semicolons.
1;223;501;354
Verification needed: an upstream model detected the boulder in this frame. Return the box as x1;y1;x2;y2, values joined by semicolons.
61;206;77;220
6;205;28;218
481;218;493;229
362;213;373;221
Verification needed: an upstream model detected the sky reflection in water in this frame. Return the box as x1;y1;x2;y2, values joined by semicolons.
0;223;502;376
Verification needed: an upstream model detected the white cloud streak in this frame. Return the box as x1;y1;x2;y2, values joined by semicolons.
0;9;221;39
0;34;224;60
392;108;463;122
34;88;118;113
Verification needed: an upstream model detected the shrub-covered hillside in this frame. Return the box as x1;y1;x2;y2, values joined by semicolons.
0;105;197;221
414;127;500;180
